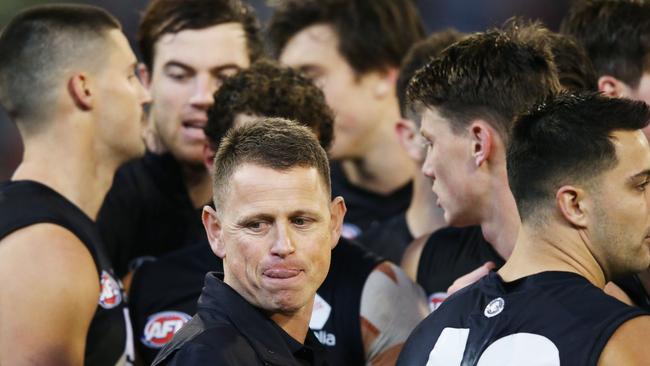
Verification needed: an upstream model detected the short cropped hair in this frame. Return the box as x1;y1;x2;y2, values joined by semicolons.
267;0;425;74
561;0;650;87
207;60;334;151
138;0;263;70
508;92;650;221
0;4;120;124
212;118;331;213
397;29;466;119
407;22;561;142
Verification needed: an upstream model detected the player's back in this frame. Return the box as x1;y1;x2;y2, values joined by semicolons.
397;271;647;366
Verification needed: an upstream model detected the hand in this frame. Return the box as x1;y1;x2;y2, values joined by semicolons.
447;261;496;295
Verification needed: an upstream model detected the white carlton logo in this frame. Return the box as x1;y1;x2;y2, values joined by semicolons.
484;297;505;318
310;294;336;346
309;294;331;329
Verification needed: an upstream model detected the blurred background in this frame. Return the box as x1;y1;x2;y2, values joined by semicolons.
0;0;571;181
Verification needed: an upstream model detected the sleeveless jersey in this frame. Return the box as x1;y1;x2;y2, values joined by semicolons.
397;271;648;366
417;226;505;311
130;237;382;365
0;180;134;365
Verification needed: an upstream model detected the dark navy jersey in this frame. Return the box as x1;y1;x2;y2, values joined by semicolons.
152;273;329;366
97;152;205;277
356;212;413;263
417;226;505;311
130;237;383;365
614;274;650;312
330;161;412;239
0;180;134;365
397;271;648;366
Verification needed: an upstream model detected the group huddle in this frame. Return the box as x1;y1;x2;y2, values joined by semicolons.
1;0;650;365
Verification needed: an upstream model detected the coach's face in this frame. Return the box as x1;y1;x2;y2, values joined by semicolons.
147;23;250;166
590;129;650;278
204;164;345;314
420;108;482;226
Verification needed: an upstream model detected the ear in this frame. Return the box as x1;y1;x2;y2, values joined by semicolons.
328;196;347;249
137;63;152;90
202;205;226;258
395;118;423;161
374;67;399;98
68;74;93;111
556;185;589;228
203;143;216;172
598;75;630;98
469;121;493;167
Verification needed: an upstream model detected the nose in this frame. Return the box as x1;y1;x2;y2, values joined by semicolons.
421;152;436;180
270;221;296;258
189;75;217;110
137;77;152;106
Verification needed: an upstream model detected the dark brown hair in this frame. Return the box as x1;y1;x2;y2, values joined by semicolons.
137;0;263;69
407;22;561;143
561;0;650;87
267;0;425;74
207;60;334;151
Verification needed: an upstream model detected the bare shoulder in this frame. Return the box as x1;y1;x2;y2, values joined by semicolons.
0;223;98;281
400;233;430;281
598;315;650;366
0;223;99;364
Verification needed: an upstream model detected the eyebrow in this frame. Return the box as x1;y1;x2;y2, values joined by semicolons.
163;60;243;74
236;210;324;225
627;169;650;183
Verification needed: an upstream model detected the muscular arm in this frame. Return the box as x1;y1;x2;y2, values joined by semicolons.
360;261;429;366
598;315;650;366
0;224;99;365
400;235;429;282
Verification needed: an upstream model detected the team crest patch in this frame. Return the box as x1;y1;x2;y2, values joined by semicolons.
428;292;448;313
141;311;192;349
341;223;362;239
98;271;122;309
484;297;505;318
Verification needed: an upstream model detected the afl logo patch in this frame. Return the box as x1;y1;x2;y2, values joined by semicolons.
141;311;192;349
484;297;505;318
98;271;122;309
428;292;448;313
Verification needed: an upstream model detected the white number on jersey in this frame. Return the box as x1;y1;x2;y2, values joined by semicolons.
426;328;560;365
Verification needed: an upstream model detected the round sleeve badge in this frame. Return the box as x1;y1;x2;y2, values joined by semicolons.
99;271;123;309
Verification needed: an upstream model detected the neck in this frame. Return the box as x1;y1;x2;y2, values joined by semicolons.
269;300;314;344
479;170;520;260
406;171;446;237
499;224;607;288
180;162;212;208
12;129;118;220
341;107;413;194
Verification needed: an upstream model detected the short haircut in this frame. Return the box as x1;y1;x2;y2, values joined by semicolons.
508;92;650;221
407;22;561;142
397;28;466;120
561;0;650;87
138;0;263;70
546;32;598;92
207;60;334;151
267;0;425;74
212;118;331;214
0;4;120;125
